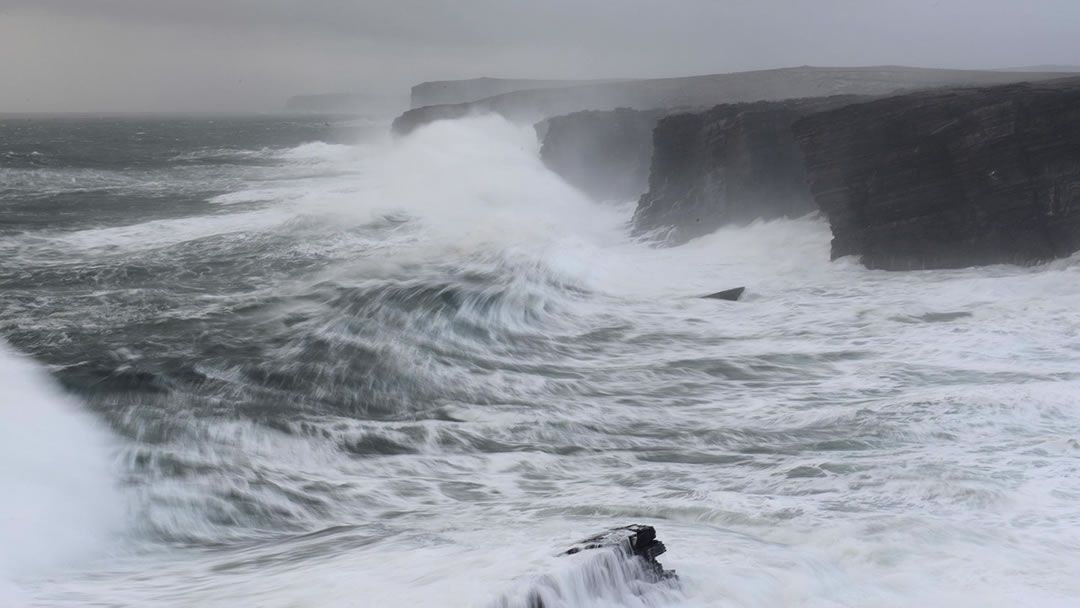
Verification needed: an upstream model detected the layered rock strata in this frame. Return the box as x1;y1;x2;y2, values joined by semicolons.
794;78;1080;269
633;96;861;243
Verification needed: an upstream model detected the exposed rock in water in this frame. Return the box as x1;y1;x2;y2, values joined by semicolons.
633;96;861;243
561;524;673;578
393;66;1074;135
794;77;1080;269
701;287;745;301
538;108;667;202
490;525;679;608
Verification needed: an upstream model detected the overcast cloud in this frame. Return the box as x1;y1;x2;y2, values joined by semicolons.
1;0;1078;112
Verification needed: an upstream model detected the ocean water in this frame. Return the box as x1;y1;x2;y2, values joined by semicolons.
1;113;1079;607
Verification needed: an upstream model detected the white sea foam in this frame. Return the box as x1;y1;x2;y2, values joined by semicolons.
0;343;123;591
374;117;625;245
275;141;361;164
38;208;299;257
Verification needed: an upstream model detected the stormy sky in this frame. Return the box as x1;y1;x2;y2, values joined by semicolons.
2;0;1078;113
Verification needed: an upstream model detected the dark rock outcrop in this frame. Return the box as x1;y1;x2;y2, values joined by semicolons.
392;103;475;133
561;524;674;580
633;96;862;243
538;108;667;202
394;66;1074;135
794;77;1080;269
498;525;676;608
701;287;745;301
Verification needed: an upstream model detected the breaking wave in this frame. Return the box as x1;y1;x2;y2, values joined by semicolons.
5;113;1080;606
0;343;123;590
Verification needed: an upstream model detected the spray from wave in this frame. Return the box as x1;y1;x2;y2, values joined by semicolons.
0;343;123;586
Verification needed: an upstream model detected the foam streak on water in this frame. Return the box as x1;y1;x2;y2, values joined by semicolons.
2;114;1080;607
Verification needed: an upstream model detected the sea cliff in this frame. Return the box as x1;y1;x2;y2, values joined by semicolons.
394;66;1072;134
794;78;1080;269
632;96;860;242
538;108;666;202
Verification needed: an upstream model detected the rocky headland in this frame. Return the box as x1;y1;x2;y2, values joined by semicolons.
794;78;1080;269
393;66;1070;135
537;108;666;202
631;95;862;242
397;66;1080;270
627;75;1080;269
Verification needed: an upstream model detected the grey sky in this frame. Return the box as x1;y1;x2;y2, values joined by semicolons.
2;0;1078;112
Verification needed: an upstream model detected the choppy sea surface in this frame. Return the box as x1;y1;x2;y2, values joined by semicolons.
2;113;1079;607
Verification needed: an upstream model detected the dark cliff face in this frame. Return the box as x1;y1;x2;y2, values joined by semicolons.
633;96;861;243
794;78;1080;270
538;109;666;202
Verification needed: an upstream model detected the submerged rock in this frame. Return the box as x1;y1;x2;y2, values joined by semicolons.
794;77;1080;269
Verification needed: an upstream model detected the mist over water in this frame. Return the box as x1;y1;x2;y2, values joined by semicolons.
2;114;1080;606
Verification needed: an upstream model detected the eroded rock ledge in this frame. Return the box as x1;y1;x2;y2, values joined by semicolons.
794;78;1080;269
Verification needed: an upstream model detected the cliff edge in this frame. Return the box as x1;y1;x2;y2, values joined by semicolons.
794;77;1080;269
395;66;1074;135
538;108;666;202
410;77;611;108
632;95;862;242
